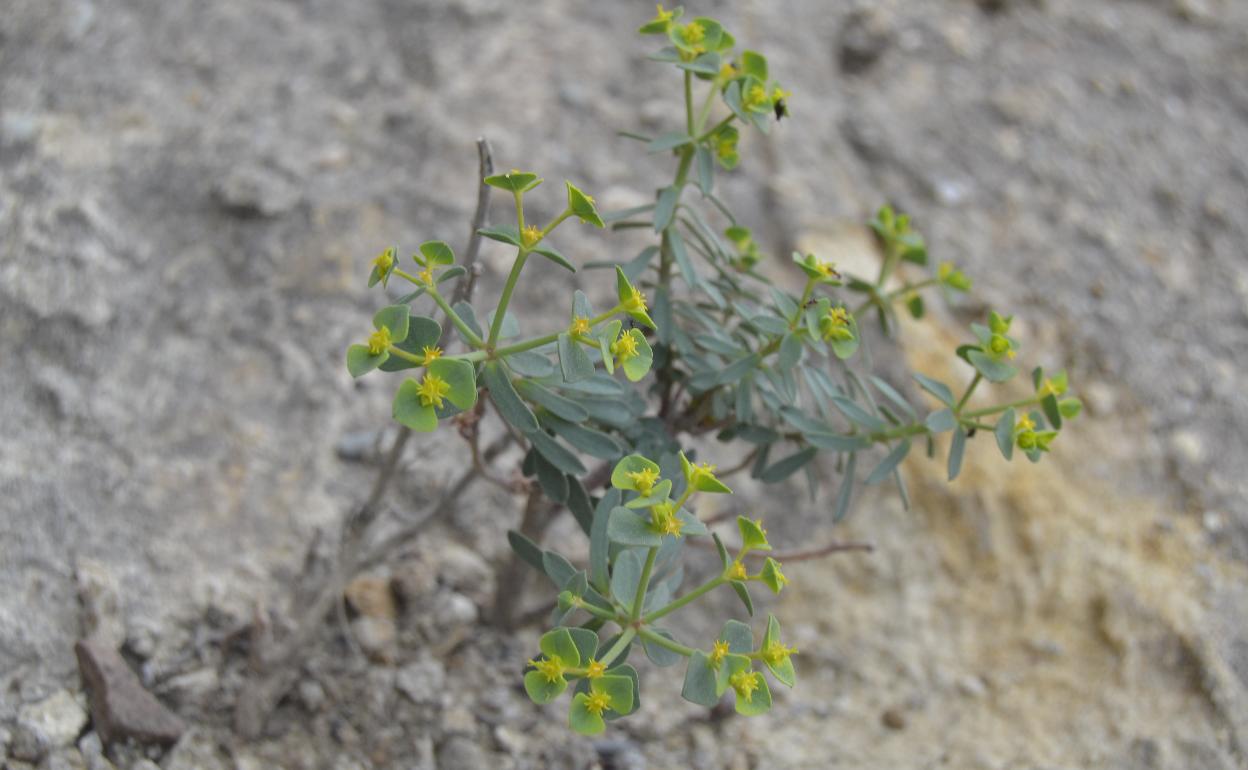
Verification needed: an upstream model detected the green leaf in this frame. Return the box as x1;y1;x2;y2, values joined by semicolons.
995;408;1016;461
914;373;955;406
759;447;817;483
830;395;887;432
762;615;796;687
524;670;566;705
866;439;912;485
643;629;684;667
682;651;720;707
741;49;768;80
533;450;569;503
378;316;442;372
620;330;654;382
452;301;484;339
542;551;578;591
533;244;576;272
730;580;754;616
346;344;388;378
653;186;678;232
418;240;454;265
392;379;437;432
484;170;541;192
557;332;595;383
624;478;672;510
695;146;714;195
1041;392;1063;430
540;627;581;666
543;415;626;460
906;294;925;319
568;693;606;735
529;430;587;475
608;507;663;548
476;225;523;247
602;664;640;718
596;673;635;715
805;432;870;452
833;453;857;522
566;476;594;535
503;350;554;378
869;375;916;420
482;361;538;433
1059;397;1083;419
737;515;771;551
373;305;410;343
566;182;604;228
676;50;721;75
925;408;957;434
568;628;601;666
648;131;694;153
589;489;619;591
712;532;730;569
733;671;772;716
428;358;477;410
516;379;589;423
507;530;544;572
967;349;1018;383
610;548;645;605
611;454;662;492
829;314;861;360
778;333;802;371
948;427;967;481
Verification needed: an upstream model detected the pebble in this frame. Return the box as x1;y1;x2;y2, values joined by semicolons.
957;675;988;698
839;8;893;75
44;748;89;770
212;164;301;219
164;729;229;770
16;690;89;757
1169;429;1206;464
395;657;446;706
297;679;327;713
430;591;478;630
436;736;488;770
881;708;907;730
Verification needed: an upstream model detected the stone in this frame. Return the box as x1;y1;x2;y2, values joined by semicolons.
74;558;126;646
164;729;228;770
395;657;445;706
297;679;327;713
16;690;89;755
43;748;89;770
9;723;47;763
160;667;219;710
432;543;493;602
76;731;117;770
435;737;488;770
74;639;186;750
345;577;398;663
881;708;907;730
212;164;301;219
429;591;478;630
838;9;893;75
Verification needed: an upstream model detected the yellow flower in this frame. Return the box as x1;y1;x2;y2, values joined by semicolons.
626;466;660;495
585;660;606;679
762;639;798;667
684;21;705;44
622;286;648;315
708;640;730;668
820;307;854;342
652;504;683;537
654;4;674;24
611;331;639;361
416;374;451;409
372;248;395;276
421;345;442;364
583;689;612;716
988;333;1016;359
690;462;717;486
569;317;591;336
367;326;392;356
814;259;839;279
521;225;542;248
1015;414;1036;433
744;84;769;110
728;560;747;581
418;266;435;286
528;656;566;684
719;62;737;80
730;670;762;703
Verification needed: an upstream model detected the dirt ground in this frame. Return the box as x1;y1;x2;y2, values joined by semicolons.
2;0;1246;768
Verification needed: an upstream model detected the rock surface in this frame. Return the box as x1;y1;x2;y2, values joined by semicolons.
2;1;1246;768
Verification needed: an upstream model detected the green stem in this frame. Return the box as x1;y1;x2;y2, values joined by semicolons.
694;79;719;132
488;249;530;348
641;575;725;624
598;627;637;668
573;599;617;622
964;396;1040;420
955;373;982;413
495;331;560;357
684;71;695;136
631;547;659;621
426;288;485;348
386;345;425;365
694;114;735;144
637;626;696;658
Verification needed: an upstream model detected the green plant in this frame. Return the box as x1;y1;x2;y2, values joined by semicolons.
346;5;1079;734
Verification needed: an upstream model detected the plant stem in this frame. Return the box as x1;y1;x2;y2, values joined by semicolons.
637;626;695;657
428;287;485;348
488;248;529;348
573;599;617;622
641;575;725;624
684;71;695;136
631;547;659;621
695;80;718;132
694;114;735;144
956;373;982;413
386;345;425;365
599;627;637;668
964;396;1040;420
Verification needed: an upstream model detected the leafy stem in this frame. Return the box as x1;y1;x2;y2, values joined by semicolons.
598;627;637;668
637;626;696;657
631;547;659;621
641;574;725;624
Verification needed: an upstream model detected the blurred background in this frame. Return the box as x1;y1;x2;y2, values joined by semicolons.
2;0;1247;768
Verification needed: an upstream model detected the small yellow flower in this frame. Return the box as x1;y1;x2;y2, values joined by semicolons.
622;287;648;315
813;259;839;279
708;640;730;667
988;333;1016;359
820;307;854;342
569;316;592;336
745;84;769;110
611;331;639;361
421;345;442;364
762;639;798;667
690;462;717;486
583;690;612;716
771;86;791;102
654;505;683;537
528;656;566;684
372;248;395;275
654;3;674;24
1015;414;1036;433
684;21;705;45
719;62;737;80
585;659;607;679
416;374;451;409
729;560;747;581
521;225;542;248
626;466;660;495
418;266;435;286
730;670;762;703
367;326;392;356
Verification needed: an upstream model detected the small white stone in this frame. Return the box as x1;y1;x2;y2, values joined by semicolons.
17;690;88;753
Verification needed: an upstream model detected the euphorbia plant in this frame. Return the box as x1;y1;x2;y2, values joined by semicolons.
346;5;1079;734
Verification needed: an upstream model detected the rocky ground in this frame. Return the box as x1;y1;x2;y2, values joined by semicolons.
2;0;1247;768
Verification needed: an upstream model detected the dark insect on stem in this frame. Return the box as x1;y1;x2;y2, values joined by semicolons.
774;98;788;121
